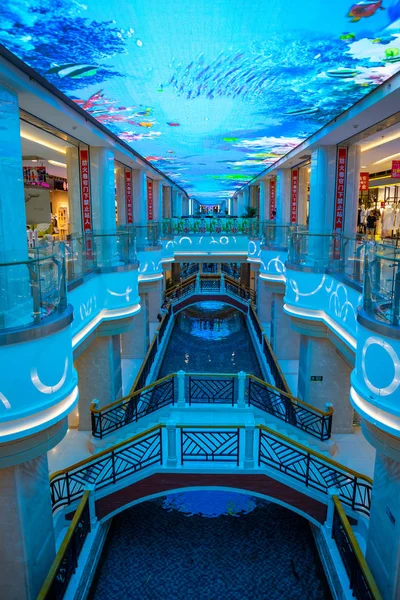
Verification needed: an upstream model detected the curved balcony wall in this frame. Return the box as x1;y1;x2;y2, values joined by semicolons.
0;248;77;443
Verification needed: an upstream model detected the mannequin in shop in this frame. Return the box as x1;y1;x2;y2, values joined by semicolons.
382;204;395;238
358;203;368;233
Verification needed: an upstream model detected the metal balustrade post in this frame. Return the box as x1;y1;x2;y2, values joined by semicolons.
177;370;186;407
195;272;201;293
325;488;340;534
244;422;255;468
85;484;97;526
220;272;226;293
237;371;246;407
166;421;177;467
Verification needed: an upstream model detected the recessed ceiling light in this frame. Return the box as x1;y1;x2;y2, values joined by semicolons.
361;165;367;168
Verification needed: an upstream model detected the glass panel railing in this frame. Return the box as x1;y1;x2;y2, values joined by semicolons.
363;243;400;326
0;246;67;331
165;217;260;235
134;223;161;250
261;222;307;248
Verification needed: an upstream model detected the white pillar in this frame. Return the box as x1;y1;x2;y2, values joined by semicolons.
0;83;27;262
237;192;246;216
132;169;147;224
90;147;116;233
153;180;163;222
297;335;353;433
166;421;177;466
121;302;149;360
75;335;123;430
65;146;83;235
298;167;309;226
115;165;127;226
163;186;172;219
344;144;361;237
275;169;291;225
244;422;255;468
259;179;269;221
309;146;337;234
271;294;300;360
0;454;56;599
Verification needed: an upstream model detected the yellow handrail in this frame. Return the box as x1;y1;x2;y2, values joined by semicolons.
332;496;382;600
90;373;176;414
36;491;90;600
249;304;292;394
165;275;196;296
248;374;333;417
51;421;371;487
258;424;372;484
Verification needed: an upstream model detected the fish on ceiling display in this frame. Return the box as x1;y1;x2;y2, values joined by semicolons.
1;0;400;204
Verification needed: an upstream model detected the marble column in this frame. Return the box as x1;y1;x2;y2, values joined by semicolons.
132;169;147;225
65;146;83;235
271;294;300;360
115;165;127;226
275;169;291;225
344;144;361;237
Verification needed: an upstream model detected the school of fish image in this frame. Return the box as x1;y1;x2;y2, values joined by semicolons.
1;0;400;200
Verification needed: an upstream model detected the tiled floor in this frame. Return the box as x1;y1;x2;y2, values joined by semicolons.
89;494;331;600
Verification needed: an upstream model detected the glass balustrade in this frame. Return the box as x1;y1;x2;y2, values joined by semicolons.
363;243;400;327
0;246;67;331
261;222;307;248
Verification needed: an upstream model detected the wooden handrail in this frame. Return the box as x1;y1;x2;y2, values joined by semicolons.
333;496;382;599
36;491;90;600
248;374;333;417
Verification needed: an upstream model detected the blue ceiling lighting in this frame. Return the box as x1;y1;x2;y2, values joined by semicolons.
2;0;400;203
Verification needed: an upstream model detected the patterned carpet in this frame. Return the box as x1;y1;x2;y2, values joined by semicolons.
90;493;331;600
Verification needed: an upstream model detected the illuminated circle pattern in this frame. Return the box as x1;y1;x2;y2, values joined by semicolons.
361;336;400;397
2;1;400;201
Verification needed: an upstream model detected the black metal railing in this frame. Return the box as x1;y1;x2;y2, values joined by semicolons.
51;427;162;511
164;276;196;302
221;263;240;280
181;262;199;280
332;496;381;600
249;303;263;343
202;263;219;274
200;277;220;293
158;304;171;343
262;335;291;395
248;376;332;441
189;376;235;405
37;492;91;600
225;275;256;303
258;427;372;514
180;427;240;465
91;375;175;438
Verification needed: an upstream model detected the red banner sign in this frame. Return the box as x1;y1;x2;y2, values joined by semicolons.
80;149;92;232
291;169;299;224
147;178;153;220
125;170;133;224
334;147;347;232
269;179;276;220
392;160;400;179
359;172;369;191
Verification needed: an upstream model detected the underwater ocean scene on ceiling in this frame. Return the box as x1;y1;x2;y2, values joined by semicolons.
2;0;400;203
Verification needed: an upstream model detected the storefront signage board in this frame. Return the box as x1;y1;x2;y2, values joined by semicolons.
334;147;347;232
392;160;400;179
80;149;92;232
147;178;153;220
291;169;299;224
359;172;369;191
269;179;276;220
125;170;133;224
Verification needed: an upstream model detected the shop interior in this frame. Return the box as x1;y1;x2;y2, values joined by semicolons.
21;119;75;241
357;120;400;241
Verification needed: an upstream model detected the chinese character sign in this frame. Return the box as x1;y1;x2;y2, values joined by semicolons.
392;160;400;179
147;178;153;220
125;170;133;224
80;149;92;232
334;147;347;232
359;172;369;191
269;179;276;220
291;169;299;224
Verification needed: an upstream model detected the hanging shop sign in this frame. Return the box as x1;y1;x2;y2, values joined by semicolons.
269;179;276;220
291;169;299;224
147;178;153;220
334;147;347;232
80;149;92;232
125;170;133;224
392;160;400;179
359;172;369;191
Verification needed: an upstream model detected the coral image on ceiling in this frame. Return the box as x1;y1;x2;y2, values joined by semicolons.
1;0;400;202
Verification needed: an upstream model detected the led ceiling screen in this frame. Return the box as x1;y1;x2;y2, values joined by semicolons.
2;0;400;203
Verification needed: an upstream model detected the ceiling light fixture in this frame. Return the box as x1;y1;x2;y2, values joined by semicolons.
373;152;400;165
48;159;67;168
361;131;400;152
20;132;67;155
